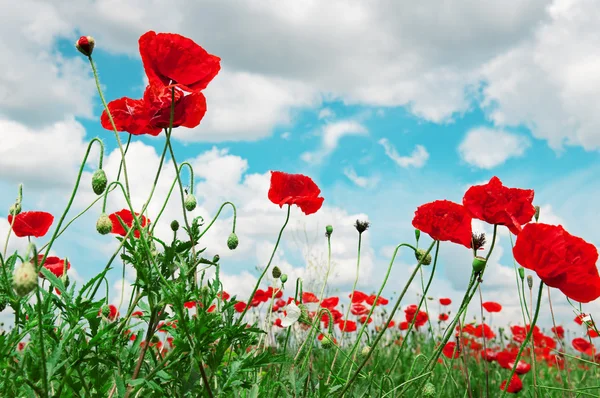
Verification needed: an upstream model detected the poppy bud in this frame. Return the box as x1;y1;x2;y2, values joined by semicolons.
361;345;371;357
321;333;334;349
422;382;436;397
518;267;525;280
472;256;487;273
534;205;540;222
96;213;113;235
100;305;111;318
75;36;95;57
272;266;282;279
280;274;288;283
8;202;21;216
184;194;197;211
527;275;533;289
415;249;432;265
297;303;310;324
325;225;333;237
170;220;179;232
201;286;210;297
91;169;108;195
212;254;220;263
415;229;421;243
12;262;38;297
227;232;239;250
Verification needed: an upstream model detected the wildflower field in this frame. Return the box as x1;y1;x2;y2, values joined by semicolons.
0;29;599;398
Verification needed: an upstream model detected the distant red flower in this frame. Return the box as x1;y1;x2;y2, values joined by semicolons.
131;311;144;318
463;176;535;235
338;320;357;332
500;374;523;393
320;297;339;309
442;342;460;359
404;305;428;328
351;303;370;316
218;291;231;301
101;85;207;136
268;172;324;215
439;298;452;306
513;223;600;303
438;313;449;322
574;314;588;325
265;286;283;299
302;292;319;303
139;31;220;93
7;211;54;238
481;349;497;362
274;318;283;328
551;326;565;339
399;321;409;331
37;255;70;278
359;316;373;324
588;329;599;338
184;301;197;309
482;301;502;313
572;338;595;356
108;209;150;238
234;302;247;313
412;200;473;248
473;323;495;340
366;294;389;306
106;305;119;321
350;290;368;303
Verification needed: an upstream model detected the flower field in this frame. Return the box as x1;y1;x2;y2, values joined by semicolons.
0;30;599;398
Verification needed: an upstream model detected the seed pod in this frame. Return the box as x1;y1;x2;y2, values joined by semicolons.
415;249;432;265
272;266;282;279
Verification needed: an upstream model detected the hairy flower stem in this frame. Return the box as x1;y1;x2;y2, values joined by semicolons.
338;240;436;397
478;286;490;398
237;205;291;324
34;284;49;398
499;280;544;398
547;287;573;394
327;231;364;383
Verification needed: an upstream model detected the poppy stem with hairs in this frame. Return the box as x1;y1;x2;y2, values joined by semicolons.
88;57;131;197
338;240;436;397
237;205;291;324
33;257;49;398
499;280;544;398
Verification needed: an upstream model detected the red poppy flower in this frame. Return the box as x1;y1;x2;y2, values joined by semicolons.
366;294;389;306
218;291;231;301
234;302;247;313
359;316;373;324
268;172;324;215
320;297;339;309
108;209;150;239
463;176;535;235
351;303;370;316
551;326;565;339
184;301;197;309
302;291;319;303
572;338;595;356
7;211;54;238
442;342;460;359
482;301;502;313
139;31;220;93
473;323;495;340
399;321;409;330
438;313;449;322
338;320;357;332
105;305;119;321
513;223;600;303
131;311;144;318
274;318;283;328
481;348;497;362
101;85;207;136
439;298;452;306
588;329;599;338
265;286;283;299
574;314;588;326
404;305;429;328
350;290;368;303
412;200;473;248
500;374;523;393
37;255;70;278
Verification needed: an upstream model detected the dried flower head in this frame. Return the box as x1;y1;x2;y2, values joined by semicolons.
354;220;370;234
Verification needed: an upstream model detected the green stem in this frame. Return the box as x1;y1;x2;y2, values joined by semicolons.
34;281;49;397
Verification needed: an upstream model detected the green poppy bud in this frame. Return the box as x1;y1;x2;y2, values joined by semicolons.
170;220;179;232
272;266;282;279
325;225;333;237
212;254;220;263
415;229;421;243
96;213;113;235
227;232;239;250
472;256;487;273
422;382;436;397
534;205;540;222
280;274;288;283
184;194;197;211
91;169;108;195
518;267;525;280
415;249;432;265
12;262;38;297
8;202;21;216
361;345;371;357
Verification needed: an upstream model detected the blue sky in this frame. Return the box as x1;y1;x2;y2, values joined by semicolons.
1;0;600;330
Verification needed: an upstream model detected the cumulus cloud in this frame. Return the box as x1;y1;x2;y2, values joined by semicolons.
343;167;379;189
458;127;530;169
301;121;368;164
379;139;429;168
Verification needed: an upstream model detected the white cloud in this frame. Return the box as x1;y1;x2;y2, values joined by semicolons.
318;108;335;120
458;127;530;169
301;121;368;164
281;132;291;140
378;138;429;168
343;167;379;189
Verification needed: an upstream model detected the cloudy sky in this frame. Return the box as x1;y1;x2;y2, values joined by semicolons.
1;0;600;334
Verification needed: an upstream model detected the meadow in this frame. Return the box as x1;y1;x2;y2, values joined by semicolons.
0;31;598;397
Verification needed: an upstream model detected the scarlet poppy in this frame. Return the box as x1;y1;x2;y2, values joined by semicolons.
366;294;389;306
351;303;370;316
37;255;70;278
442;342;460;359
359;316;373;324
338;319;357;332
551;325;565;339
481;348;497;362
404;305;429;328
500;374;523;393
101;85;207;136
320;297;339;309
438;313;449;321
108;209;150;238
7;211;54;238
439;297;452;306
572;338;595;356
274;318;283;328
234;302;247;313
399;321;409;330
473;323;495;340
302;292;319;303
184;301;197;309
463;176;535;235
268;171;324;215
139;31;220;93
349;290;368;303
513;223;600;303
412;200;473;248
587;329;598;338
482;301;502;313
